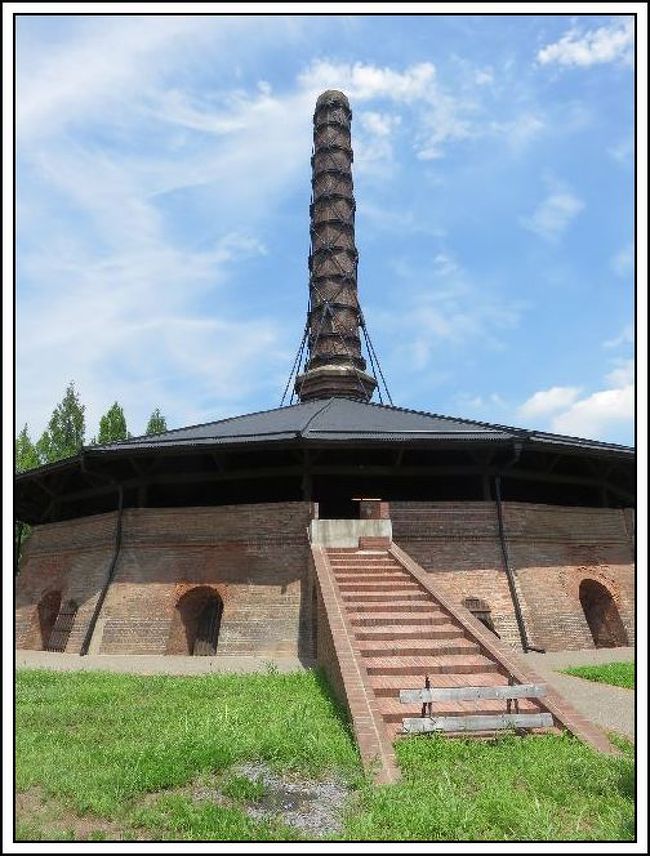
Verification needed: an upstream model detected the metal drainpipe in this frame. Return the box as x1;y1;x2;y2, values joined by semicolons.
494;443;545;654
79;457;124;656
15;521;25;575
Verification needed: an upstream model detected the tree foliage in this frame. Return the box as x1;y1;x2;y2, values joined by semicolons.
15;425;40;472
37;382;86;463
145;408;167;436
98;401;129;444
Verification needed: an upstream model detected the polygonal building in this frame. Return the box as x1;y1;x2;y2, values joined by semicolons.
16;92;634;714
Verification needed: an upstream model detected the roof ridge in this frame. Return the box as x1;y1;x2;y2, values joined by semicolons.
299;398;335;436
90;399;313;449
328;396;634;449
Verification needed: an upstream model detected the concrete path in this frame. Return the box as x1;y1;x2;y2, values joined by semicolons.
16;651;312;675
523;647;635;741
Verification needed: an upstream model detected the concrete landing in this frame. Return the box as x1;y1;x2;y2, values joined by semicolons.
523;648;635;741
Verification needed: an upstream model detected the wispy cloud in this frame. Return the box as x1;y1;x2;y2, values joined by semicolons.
375;250;523;373
603;323;634;350
611;243;634;277
537;18;634;68
521;179;584;241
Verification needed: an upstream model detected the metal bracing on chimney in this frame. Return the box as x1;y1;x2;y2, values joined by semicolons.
281;302;392;406
283;89;391;405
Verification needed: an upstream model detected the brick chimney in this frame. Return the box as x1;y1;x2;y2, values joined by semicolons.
295;91;377;403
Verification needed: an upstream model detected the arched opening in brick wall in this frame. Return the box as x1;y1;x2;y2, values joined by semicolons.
462;597;500;638
36;590;61;650
168;587;224;656
579;579;628;648
46;599;78;652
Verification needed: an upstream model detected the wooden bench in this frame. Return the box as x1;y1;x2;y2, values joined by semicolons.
400;676;553;734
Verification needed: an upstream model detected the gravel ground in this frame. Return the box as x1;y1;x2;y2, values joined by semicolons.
15;651;311;674
524;647;635;741
234;762;349;837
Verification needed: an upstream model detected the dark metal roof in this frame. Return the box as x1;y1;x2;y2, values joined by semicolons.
86;397;634;455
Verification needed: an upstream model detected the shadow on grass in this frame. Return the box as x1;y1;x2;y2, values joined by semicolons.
310;667;358;746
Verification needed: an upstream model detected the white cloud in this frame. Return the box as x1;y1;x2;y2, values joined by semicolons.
537;18;634;68
475;68;494;86
612;243;634;277
521;180;584;241
358;111;401;137
519;359;634;442
297;59;437;103
518;386;582;419
551;384;634;440
605;358;634;388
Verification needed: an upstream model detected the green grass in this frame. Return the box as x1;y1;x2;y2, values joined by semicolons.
15;668;635;841
561;662;635;689
345;734;634;841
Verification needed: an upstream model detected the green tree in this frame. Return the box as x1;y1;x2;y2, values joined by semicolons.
145;408;167;436
98;401;128;444
36;382;86;463
15;424;40;472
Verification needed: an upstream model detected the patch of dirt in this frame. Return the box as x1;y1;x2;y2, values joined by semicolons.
229;762;350;837
16;787;148;842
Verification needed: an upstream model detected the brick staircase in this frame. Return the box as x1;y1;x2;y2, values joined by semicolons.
326;546;555;740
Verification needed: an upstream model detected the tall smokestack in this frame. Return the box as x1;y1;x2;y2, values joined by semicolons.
295;90;377;403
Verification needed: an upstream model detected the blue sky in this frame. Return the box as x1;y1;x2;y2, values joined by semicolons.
15;13;635;445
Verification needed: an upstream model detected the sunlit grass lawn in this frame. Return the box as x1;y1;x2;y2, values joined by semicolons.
561;662;634;690
15;668;634;841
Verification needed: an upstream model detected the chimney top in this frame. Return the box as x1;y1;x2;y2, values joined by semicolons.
315;89;350;108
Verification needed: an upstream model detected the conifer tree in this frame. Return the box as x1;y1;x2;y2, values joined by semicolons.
15;424;40;472
36;382;86;463
145;408;167;436
98;401;129;444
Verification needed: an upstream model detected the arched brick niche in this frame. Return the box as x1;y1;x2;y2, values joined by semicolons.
46;599;79;652
36;590;62;650
579;578;629;648
166;585;225;655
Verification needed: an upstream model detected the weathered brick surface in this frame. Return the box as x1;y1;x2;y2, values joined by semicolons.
391;501;634;652
17;503;314;659
16;499;634;658
16;513;116;654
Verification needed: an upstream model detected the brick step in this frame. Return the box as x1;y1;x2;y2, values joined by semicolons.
329;560;397;568
332;567;405;575
377;696;544;723
358;639;480;658
327;549;389;555
349;612;450;625
345;599;435;611
368;672;506;696
337;580;422;590
364;654;501;676
353;626;465;641
341;591;430;602
334;572;412;586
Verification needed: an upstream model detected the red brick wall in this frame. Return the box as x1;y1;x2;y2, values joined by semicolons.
391;501;634;651
17;503;314;658
16;499;634;656
503;504;634;650
16;513;116;653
